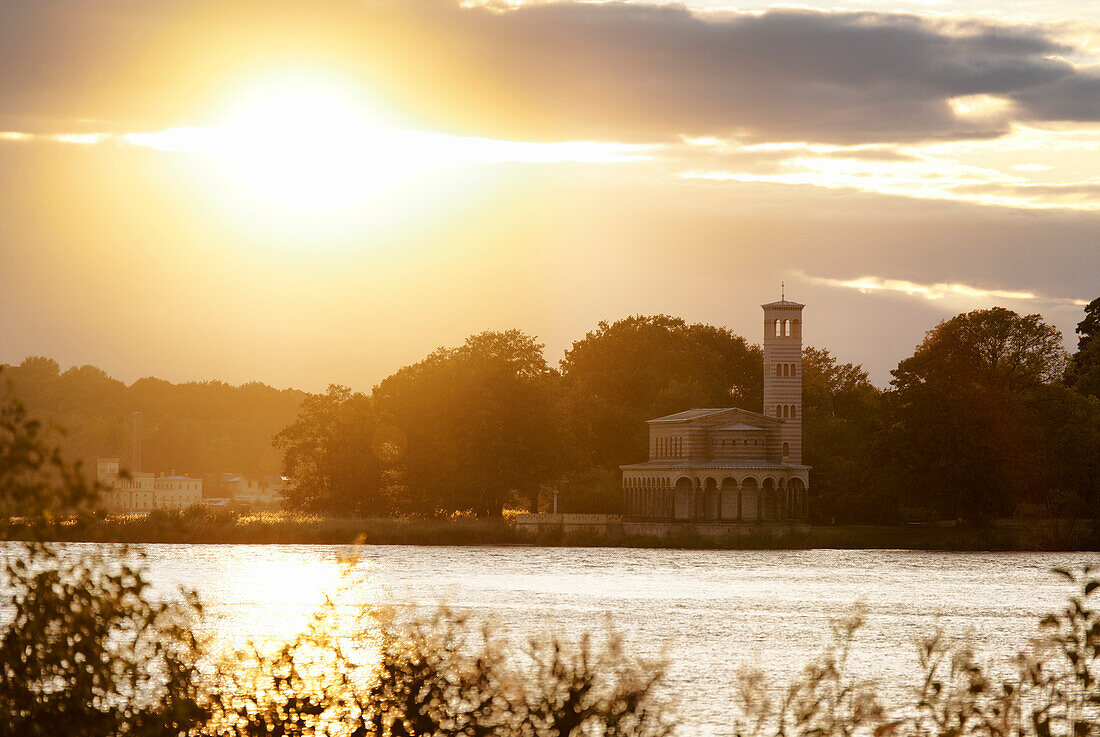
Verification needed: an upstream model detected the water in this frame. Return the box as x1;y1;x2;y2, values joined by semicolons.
31;545;1100;734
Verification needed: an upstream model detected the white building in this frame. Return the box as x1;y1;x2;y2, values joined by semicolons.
222;473;286;510
96;458;203;514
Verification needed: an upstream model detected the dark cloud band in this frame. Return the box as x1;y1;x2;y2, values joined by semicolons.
0;0;1097;144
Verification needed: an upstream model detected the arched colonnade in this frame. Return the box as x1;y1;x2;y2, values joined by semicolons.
623;473;808;522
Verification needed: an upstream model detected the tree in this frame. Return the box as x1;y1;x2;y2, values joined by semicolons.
560;315;762;470
1075;297;1100;352
883;307;1069;523
1;358;306;488
1021;384;1100;518
373;330;565;518
799;348;887;524
274;385;391;515
1067;297;1100;398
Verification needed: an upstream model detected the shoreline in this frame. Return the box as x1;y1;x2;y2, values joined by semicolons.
16;510;1100;551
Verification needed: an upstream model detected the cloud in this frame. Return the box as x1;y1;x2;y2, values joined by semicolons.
347;2;1100;144
800;271;1089;308
1;0;1099;145
0;125;653;166
669;123;1100;210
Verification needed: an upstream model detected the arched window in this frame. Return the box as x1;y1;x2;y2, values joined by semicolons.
782;405;789;418
782;442;790;456
784;319;791;337
790;406;797;418
775;406;781;417
775;363;781;377
783;363;789;377
774;319;781;337
791;363;796;376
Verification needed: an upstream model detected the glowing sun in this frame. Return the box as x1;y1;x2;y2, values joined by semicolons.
214;78;406;211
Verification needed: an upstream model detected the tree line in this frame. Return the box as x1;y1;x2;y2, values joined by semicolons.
275;300;1100;524
0;359;305;487
6;299;1098;524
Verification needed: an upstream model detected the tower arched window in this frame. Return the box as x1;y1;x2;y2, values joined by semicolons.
783;364;789;377
784;319;791;337
790;406;797;418
791;363;796;376
775;406;781;417
782;405;789;418
775;363;781;377
775;319;781;337
782;442;790;456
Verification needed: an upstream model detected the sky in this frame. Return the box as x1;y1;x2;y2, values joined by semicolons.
1;0;1098;391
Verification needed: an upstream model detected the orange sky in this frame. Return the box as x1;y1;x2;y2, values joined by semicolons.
2;0;1098;389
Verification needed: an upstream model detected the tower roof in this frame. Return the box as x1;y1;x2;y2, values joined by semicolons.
761;300;804;308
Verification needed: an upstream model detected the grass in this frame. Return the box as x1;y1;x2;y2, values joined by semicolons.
30;509;515;546
20;508;1099;549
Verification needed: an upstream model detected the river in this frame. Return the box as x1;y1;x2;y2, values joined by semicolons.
39;545;1100;735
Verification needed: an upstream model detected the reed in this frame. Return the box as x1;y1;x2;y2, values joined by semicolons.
20;510;1098;550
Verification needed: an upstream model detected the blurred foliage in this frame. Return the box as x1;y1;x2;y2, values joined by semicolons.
0;382;99;533
0;374;210;736
735;606;883;737
0;545;209;736
204;601;672;737
737;567;1100;737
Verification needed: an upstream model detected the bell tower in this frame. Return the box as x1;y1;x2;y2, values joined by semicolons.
762;289;804;464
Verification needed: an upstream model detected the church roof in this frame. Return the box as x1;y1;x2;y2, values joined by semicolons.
712;422;764;432
647;408;731;423
647;407;779;424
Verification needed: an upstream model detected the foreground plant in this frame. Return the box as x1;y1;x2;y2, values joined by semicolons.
0;380;210;737
735;567;1100;737
208;602;672;737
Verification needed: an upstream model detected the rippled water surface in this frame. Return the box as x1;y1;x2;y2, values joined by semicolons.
49;545;1100;735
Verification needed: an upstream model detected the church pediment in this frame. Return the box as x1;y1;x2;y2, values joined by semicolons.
647;406;779;427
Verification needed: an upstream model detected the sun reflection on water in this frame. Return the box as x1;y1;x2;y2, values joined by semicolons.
198;547;382;652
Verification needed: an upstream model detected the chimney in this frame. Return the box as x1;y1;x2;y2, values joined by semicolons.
132;411;142;473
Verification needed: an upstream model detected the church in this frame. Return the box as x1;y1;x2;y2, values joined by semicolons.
620;298;810;523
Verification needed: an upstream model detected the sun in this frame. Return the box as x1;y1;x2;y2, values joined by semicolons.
125;73;492;241
212;76;408;212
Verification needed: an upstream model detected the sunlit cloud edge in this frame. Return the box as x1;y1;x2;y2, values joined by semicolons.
798;270;1089;308
0;128;653;166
